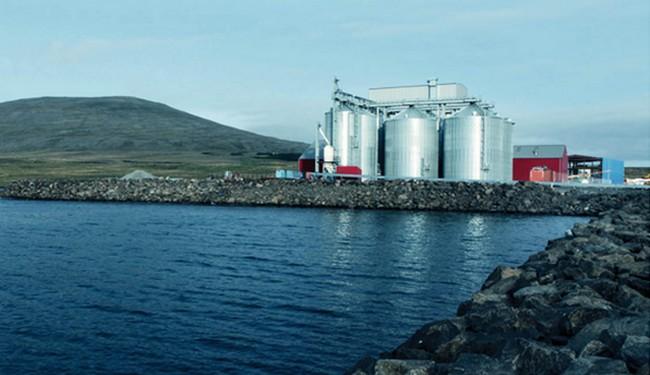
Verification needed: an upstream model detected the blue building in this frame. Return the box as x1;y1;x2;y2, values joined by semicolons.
568;155;625;184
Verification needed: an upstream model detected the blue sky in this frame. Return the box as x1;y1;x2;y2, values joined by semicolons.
1;0;649;164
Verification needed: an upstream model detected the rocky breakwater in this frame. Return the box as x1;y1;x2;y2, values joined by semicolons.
1;178;647;216
347;198;650;375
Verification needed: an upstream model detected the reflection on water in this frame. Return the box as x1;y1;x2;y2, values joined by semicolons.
461;214;491;287
466;214;487;240
0;200;588;375
329;210;355;269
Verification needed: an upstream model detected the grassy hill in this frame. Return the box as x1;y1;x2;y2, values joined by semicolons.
0;96;308;184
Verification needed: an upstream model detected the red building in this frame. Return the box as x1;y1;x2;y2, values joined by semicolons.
513;145;568;182
298;144;323;174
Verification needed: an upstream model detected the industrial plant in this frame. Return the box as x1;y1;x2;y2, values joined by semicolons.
299;79;515;181
293;79;629;185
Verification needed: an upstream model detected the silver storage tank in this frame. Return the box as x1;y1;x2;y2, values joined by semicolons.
384;107;438;178
351;109;378;177
332;104;355;166
443;104;513;181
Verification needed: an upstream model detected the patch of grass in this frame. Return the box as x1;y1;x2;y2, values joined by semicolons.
625;167;650;179
0;152;298;185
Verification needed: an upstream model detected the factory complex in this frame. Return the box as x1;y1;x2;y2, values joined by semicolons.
294;79;625;185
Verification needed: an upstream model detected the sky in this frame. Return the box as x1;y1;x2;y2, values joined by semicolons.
1;0;649;165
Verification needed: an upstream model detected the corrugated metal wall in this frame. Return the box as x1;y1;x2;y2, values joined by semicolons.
602;158;624;184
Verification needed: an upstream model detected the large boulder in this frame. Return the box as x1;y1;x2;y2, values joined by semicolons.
373;359;436;375
508;339;575;375
561;356;630;375
620;335;650;372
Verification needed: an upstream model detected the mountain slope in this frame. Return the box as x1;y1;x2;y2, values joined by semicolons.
0;96;306;155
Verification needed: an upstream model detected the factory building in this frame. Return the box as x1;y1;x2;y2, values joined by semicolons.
302;79;515;181
512;145;568;182
568;155;624;184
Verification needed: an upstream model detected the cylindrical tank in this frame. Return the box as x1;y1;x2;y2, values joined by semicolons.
443;104;513;181
323;145;335;163
352;109;378;177
332;105;355;166
323;144;335;173
383;107;438;178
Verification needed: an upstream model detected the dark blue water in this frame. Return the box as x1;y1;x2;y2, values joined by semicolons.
0;199;587;374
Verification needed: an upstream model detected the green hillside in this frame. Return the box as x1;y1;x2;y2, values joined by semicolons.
0;96;307;184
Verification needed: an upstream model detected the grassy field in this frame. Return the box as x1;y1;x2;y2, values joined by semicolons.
0;152;298;186
625;167;650;179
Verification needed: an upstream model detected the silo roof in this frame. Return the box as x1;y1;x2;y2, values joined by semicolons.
452;103;489;117
390;107;433;120
513;145;567;159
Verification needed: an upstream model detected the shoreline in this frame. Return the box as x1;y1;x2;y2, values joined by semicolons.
1;178;647;216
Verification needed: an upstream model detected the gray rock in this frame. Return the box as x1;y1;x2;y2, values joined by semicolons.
446;353;514;375
482;266;523;290
578;340;611;357
509;339;575;375
620;335;650;371
394;319;464;360
569;317;650;354
346;355;376;375
373;359;436;375
512;285;558;303
561;356;629;375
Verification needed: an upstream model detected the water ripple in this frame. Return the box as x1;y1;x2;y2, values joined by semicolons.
0;200;587;374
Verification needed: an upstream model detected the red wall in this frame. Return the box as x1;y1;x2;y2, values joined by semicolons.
298;159;315;174
513;156;568;182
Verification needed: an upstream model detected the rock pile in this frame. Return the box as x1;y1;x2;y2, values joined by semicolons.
2;178;648;216
347;200;650;375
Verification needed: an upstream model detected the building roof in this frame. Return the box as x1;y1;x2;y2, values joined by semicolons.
390;107;431;120
452;103;488;117
513;145;566;159
569;154;602;163
299;142;325;160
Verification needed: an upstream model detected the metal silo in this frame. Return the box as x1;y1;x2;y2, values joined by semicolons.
443;104;512;181
352;109;378;177
332;104;355;166
384;107;438;178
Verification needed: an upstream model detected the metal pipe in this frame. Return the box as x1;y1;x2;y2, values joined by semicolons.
318;126;331;146
314;123;320;173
